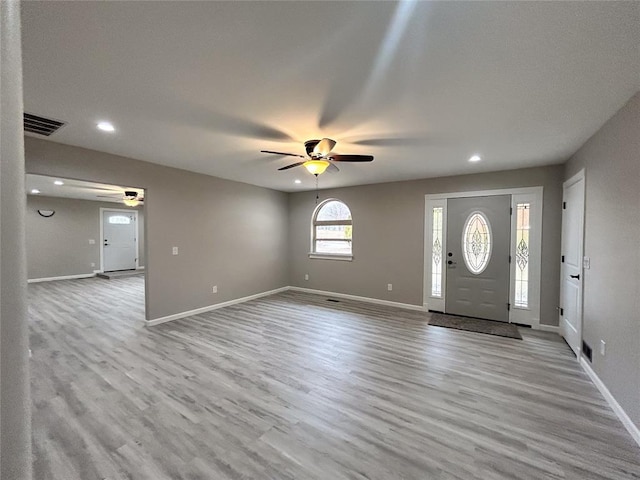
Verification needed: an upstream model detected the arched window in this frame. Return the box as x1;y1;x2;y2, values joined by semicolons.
311;199;353;257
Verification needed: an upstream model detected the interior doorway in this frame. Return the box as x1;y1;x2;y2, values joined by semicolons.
25;173;147;319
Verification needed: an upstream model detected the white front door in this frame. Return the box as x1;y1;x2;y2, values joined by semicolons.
102;209;138;272
560;171;585;356
445;195;512;322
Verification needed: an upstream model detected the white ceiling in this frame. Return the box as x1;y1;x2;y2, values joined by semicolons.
26;174;144;204
21;1;640;192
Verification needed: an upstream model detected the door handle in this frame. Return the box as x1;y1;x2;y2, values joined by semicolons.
570;274;580;280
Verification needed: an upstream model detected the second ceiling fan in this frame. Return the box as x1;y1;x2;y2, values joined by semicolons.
261;138;373;175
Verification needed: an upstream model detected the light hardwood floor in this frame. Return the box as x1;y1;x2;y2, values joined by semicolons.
29;277;639;479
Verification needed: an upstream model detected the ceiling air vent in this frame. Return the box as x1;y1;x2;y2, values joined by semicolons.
24;113;65;136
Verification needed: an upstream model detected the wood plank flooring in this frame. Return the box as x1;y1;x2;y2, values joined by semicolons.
29;277;640;479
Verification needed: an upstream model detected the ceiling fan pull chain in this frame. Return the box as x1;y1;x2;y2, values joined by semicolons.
315;174;319;204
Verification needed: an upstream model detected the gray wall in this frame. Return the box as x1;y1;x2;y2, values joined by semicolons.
26;195;145;280
289;165;564;326
565;92;640;428
1;0;32;478
25;137;289;321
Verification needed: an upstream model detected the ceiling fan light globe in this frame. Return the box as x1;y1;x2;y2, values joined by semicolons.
123;198;140;207
304;160;330;175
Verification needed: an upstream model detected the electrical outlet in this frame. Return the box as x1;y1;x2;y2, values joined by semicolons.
90;262;95;268
172;246;179;255
304;274;309;281
600;340;606;356
212;285;218;294
387;283;393;291
88;239;95;245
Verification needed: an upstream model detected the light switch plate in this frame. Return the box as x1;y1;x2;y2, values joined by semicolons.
583;257;591;269
172;246;179;255
88;239;95;245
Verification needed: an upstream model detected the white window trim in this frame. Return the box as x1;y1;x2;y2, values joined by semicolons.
309;198;354;261
308;253;353;261
424;186;543;328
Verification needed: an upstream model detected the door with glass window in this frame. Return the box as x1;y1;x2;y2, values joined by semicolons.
103;210;137;272
445;195;511;322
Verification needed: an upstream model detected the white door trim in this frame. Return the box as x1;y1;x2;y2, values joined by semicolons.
99;208;139;273
559;169;585;356
424;186;544;328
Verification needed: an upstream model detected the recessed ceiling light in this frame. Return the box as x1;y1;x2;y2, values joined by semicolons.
31;189;40;194
54;180;64;186
294;179;302;184
469;155;482;162
97;121;115;132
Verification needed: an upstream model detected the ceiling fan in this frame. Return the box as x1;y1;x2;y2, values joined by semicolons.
261;138;374;175
97;190;144;206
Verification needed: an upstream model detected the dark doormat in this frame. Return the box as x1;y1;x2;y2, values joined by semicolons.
428;312;522;340
97;270;144;280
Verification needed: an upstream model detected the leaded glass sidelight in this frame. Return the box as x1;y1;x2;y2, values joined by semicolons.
431;207;444;297
462;212;492;274
515;203;530;308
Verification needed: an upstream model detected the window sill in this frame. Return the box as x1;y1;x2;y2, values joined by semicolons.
308;253;353;261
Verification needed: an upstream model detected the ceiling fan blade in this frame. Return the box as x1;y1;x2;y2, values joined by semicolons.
328;154;374;162
277;162;306;171
327;162;340;172
313;138;336;156
74;185;122;192
261;150;305;158
200;110;293;142
352;137;423;147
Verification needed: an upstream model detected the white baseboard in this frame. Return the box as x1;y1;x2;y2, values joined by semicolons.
147;286;426;327
288;286;426;312
580;356;640;447
146;286;290;327
28;273;96;283
538;324;560;333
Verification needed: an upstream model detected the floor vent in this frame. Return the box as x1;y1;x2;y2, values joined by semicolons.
24;113;66;136
326;298;340;303
582;341;592;362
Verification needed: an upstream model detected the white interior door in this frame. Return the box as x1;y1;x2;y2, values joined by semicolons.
560;172;585;356
445;195;511;322
102;210;138;272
